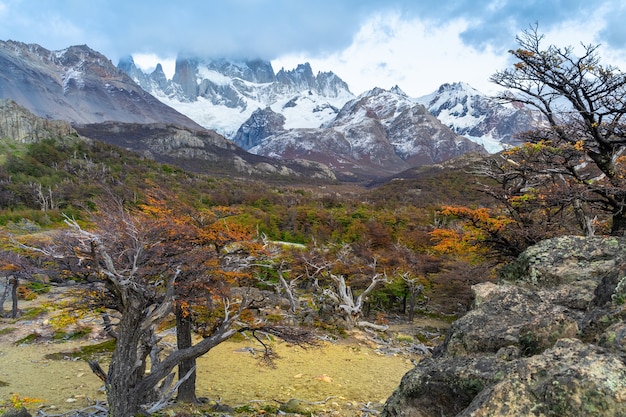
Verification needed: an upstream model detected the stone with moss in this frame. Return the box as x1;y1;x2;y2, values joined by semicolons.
383;236;626;417
499;236;626;287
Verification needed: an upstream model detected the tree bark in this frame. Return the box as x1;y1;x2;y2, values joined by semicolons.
106;298;149;417
10;276;19;318
407;291;416;322
611;209;626;236
0;276;10;317
175;305;197;403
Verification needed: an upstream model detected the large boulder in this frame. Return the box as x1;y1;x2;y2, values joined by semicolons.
498;236;626;287
383;236;626;417
459;339;626;417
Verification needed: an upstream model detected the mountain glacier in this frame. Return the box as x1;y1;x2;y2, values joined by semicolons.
119;56;354;139
415;82;547;152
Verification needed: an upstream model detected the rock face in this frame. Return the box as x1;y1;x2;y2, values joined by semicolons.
248;87;486;179
383;236;626;417
416;82;548;153
73;121;336;180
232;106;287;150
0;99;76;142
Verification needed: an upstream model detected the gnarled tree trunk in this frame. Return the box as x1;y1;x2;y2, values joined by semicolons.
106;298;151;417
175;305;197;403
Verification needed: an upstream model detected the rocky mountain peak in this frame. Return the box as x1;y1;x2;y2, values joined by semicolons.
208;58;276;83
331;86;415;128
0;41;203;129
120;54;354;138
248;86;485;179
435;81;478;95
232;106;286;150
417;82;548;152
150;63;168;91
389;85;408;97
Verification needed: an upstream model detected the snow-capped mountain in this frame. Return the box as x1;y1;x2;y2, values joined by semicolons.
243;86;485;179
416;82;547;152
0;42;336;181
122;54;545;158
119;56;354;139
0;41;203;130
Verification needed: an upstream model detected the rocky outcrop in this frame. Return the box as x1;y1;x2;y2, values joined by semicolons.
383;236;626;417
232;107;287;150
73;121;336;181
0;99;75;142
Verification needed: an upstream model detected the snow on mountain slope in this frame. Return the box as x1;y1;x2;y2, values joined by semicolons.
120;57;353;139
247;86;485;179
416;82;547;152
0;41;203;130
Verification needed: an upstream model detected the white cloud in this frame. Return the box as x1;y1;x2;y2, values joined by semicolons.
132;53;176;79
273;13;509;97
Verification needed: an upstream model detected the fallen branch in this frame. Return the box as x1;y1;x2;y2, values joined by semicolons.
356;321;389;331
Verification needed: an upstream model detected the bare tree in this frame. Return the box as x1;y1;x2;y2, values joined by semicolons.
304;244;389;330
320;271;388;330
37;201;313;417
400;272;424;322
489;25;626;236
0;248;42;318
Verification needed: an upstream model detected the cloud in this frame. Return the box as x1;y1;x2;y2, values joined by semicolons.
1;0;624;65
273;13;509;96
2;0;626;97
133;53;176;79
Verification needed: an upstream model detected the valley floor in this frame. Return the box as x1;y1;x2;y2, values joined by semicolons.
0;288;441;416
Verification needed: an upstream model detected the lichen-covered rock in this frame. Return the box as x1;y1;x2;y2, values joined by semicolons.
2;407;32;417
459;339;626;417
499;236;626;286
383;236;626;417
382;355;507;417
599;320;626;354
438;284;578;357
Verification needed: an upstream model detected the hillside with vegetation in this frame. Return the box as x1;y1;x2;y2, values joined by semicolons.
0;113;498;415
2;27;626;417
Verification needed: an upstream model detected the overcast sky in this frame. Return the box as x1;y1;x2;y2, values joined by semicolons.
1;0;625;96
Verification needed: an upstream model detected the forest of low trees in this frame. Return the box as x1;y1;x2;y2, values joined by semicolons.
1;28;625;416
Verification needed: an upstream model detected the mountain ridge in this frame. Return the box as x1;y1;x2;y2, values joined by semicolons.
120;55;353;139
0;40;204;131
415;82;548;151
243;86;486;178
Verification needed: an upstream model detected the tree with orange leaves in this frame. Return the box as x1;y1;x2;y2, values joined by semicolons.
489;25;626;237
41;196;313;417
430;205;531;259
